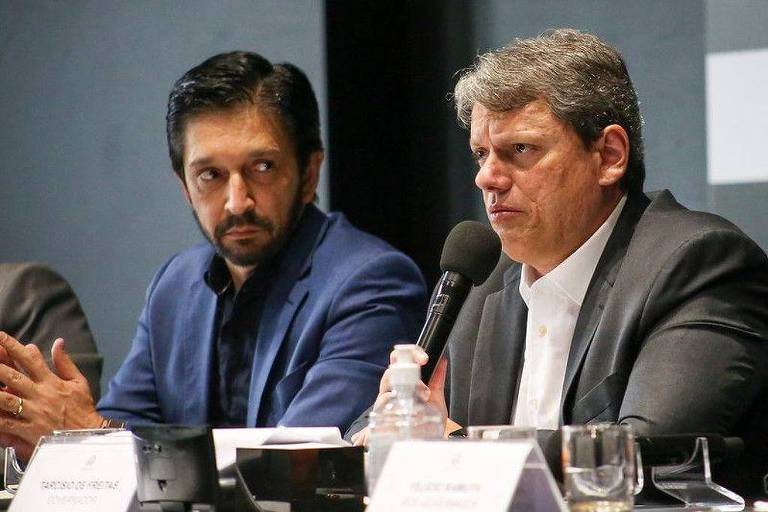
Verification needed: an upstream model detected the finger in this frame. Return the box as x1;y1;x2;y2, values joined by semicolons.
51;339;84;382
416;381;431;402
0;390;24;417
0;332;49;381
0;422;37;461
351;427;369;447
0;346;12;388
0;345;12;368
0;363;35;397
0;433;35;462
413;347;428;365
389;346;428;365
379;368;391;394
373;391;394;411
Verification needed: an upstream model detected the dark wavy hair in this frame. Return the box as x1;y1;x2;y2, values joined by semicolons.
166;51;323;180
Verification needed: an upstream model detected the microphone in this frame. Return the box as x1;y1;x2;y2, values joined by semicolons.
417;221;501;381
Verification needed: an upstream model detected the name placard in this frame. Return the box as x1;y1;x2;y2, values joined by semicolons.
368;440;532;511
9;432;137;512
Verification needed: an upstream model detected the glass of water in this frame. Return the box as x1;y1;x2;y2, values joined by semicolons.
561;424;635;512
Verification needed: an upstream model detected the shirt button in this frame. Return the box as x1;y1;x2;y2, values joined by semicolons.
530;399;539;410
537;325;547;337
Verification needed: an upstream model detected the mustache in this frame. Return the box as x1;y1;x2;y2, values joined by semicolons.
214;210;274;239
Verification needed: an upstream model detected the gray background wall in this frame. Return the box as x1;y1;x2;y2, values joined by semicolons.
705;0;768;251
0;1;326;389
0;1;764;394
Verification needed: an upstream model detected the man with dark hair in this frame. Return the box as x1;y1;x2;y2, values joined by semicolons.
0;51;427;459
352;29;768;492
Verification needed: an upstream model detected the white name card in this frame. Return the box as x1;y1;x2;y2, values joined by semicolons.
9;432;137;512
367;439;566;512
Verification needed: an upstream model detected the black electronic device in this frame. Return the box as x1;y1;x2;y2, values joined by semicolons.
634;433;743;466
132;425;220;512
417;220;500;380
235;445;365;512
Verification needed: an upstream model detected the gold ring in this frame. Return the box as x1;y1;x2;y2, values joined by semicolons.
11;397;23;418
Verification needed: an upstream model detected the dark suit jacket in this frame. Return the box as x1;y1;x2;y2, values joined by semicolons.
97;205;427;434
0;262;102;399
347;190;768;493
447;190;768;493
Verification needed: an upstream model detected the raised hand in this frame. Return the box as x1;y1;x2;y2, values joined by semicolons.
0;332;104;460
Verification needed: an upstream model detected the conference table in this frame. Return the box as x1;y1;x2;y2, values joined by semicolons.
0;480;763;511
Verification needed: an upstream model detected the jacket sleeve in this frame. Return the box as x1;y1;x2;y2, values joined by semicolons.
277;251;427;434
618;228;768;435
96;261;173;424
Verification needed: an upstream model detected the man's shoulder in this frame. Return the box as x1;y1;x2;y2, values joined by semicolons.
631;190;764;257
0;262;66;291
318;211;420;267
323;211;401;252
299;210;426;297
643;190;745;234
147;242;214;289
613;190;768;297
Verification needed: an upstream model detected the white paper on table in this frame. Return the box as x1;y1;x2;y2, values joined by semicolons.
9;433;138;512
367;440;532;512
212;427;347;470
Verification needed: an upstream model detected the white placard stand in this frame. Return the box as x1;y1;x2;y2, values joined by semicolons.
367;439;566;512
9;431;138;512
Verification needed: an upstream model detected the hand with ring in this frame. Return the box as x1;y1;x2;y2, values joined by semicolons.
0;331;104;460
10;396;23;418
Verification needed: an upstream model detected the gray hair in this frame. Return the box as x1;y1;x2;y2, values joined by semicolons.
454;29;645;193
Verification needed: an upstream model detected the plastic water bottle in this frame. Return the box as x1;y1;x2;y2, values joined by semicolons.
366;344;445;496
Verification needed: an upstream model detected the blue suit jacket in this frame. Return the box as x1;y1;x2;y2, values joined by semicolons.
98;205;427;433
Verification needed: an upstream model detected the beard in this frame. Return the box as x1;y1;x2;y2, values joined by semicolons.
193;190;305;269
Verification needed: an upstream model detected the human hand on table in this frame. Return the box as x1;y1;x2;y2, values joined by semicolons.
0;331;104;460
351;346;452;446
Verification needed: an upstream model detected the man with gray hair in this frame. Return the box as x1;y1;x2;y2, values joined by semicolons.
352;29;768;493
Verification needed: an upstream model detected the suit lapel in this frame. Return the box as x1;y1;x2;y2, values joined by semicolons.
246;205;329;426
559;274;610;424
468;265;527;425
560;192;650;423
183;277;218;423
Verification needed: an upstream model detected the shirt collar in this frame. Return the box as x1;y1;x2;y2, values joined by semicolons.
205;254;232;296
519;195;627;307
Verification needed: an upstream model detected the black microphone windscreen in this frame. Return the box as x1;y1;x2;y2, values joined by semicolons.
439;221;501;286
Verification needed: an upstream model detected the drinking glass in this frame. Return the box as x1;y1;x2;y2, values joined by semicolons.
562;424;636;512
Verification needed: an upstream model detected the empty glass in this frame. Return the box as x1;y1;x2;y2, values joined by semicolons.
562;424;636;512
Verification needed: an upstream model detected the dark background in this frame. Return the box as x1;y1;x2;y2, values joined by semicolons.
1;0;765;392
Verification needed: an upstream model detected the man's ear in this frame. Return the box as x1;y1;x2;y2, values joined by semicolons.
175;171;192;206
596;124;629;187
301;151;324;204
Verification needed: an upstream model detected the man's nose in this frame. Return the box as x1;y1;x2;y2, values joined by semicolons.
225;173;254;215
474;152;511;193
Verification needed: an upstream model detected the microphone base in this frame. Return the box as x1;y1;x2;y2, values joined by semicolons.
637;437;744;510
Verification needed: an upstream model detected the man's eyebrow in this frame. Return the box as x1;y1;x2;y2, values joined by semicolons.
247;148;281;158
187;156;213;169
187;149;282;169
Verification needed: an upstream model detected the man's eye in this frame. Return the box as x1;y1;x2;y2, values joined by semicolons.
199;168;221;181
514;143;533;154
514;143;530;154
253;161;274;173
472;150;487;166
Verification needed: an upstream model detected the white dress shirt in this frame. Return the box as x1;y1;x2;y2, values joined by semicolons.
513;195;627;429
